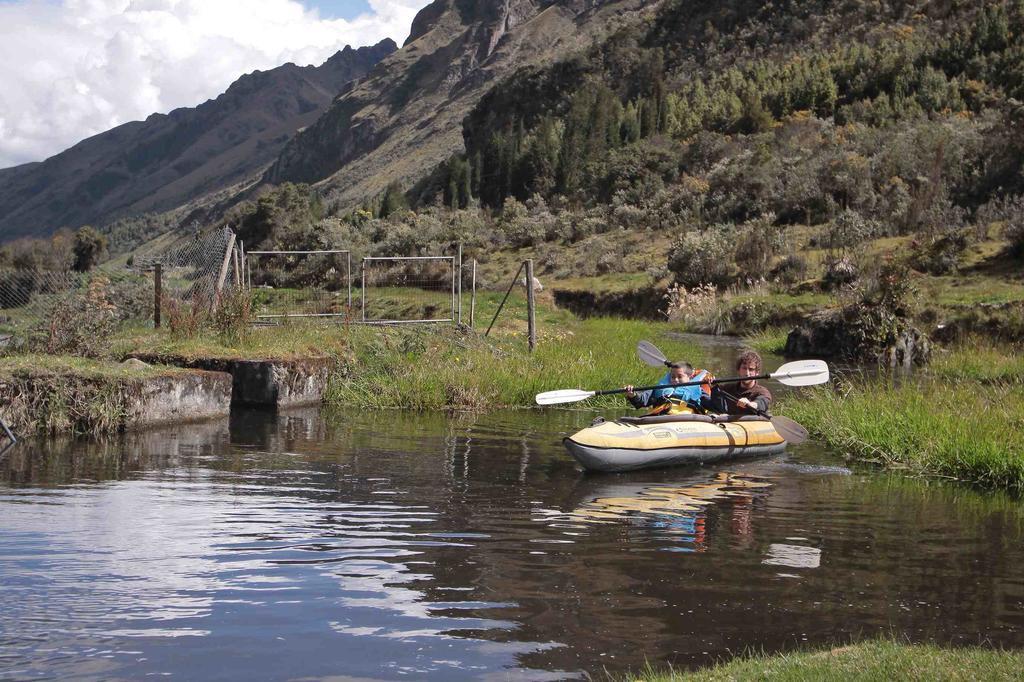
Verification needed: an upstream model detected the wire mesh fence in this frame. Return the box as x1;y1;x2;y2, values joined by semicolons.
137;227;240;309
0;265;154;345
360;256;457;323
0;231;470;347
247;250;352;320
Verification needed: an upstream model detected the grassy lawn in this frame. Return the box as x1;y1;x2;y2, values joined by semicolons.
632;640;1024;681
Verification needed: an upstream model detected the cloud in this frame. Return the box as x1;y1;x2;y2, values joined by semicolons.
0;0;432;169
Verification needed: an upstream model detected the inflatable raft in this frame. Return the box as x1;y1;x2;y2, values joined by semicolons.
563;413;787;473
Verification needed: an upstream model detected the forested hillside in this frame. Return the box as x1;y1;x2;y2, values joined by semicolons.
232;0;1023;291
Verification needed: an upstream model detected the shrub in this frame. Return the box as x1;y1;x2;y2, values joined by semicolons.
165;294;210;339
734;213;783;281
212;288;255;345
31;276;117;357
663;283;728;332
771;253;809;284
909;229;970;274
107;274;153;321
825;209;878;254
666;226;734;289
497;197;544;247
822;255;859;291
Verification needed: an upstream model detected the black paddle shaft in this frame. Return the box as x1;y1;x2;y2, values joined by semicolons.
593;372;772;397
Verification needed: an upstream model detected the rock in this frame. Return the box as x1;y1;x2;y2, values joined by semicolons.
121;358;150;370
785;308;930;366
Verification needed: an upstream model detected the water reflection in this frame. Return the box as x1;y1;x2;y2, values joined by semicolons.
2;407;1024;680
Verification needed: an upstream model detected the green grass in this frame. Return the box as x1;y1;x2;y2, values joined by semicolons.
930;339;1024;384
0;354;180;379
632;639;1024;681
325;317;702;410
783;377;1024;492
741;327;790;355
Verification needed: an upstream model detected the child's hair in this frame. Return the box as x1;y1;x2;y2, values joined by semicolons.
668;361;694;374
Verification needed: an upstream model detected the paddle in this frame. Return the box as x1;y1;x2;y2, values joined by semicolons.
534;359;829;405
634;340;814;444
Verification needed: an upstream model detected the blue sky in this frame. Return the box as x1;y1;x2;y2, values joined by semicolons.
307;0;375;20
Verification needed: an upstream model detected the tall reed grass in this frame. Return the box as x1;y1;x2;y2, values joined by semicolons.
326;318;703;410
930;338;1024;384
784;378;1024;492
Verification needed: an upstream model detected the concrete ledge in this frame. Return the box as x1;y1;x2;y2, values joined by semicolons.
128;354;333;408
132;371;232;427
231;359;330;407
0;364;232;436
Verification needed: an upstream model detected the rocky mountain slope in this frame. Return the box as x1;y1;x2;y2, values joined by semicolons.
266;0;659;209
0;40;395;241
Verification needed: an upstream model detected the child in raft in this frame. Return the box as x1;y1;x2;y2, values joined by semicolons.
623;361;709;411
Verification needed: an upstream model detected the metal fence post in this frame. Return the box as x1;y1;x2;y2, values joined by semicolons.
456;243;463;326
526;259;536;352
153;263;162;328
361;258;367;322
470;259;476;329
346;251;352;310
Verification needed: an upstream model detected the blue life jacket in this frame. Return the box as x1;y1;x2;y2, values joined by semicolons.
651;370;707;405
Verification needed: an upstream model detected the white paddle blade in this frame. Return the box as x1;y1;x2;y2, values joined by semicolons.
637;340;668;368
535;389;597;406
770;359;830;386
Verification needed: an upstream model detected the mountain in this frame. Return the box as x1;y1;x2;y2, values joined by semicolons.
265;0;658;208
0;40;396;241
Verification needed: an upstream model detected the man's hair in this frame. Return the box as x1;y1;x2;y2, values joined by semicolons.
736;350;762;372
668;361;694;374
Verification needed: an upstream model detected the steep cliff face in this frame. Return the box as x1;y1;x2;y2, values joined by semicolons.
266;0;658;208
0;40;395;241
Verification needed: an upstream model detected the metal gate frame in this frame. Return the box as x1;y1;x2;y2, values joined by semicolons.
360;255;457;324
246;249;352;319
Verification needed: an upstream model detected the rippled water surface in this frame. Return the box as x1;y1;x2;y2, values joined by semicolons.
3;406;1024;680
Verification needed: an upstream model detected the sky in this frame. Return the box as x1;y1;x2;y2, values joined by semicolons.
0;0;433;169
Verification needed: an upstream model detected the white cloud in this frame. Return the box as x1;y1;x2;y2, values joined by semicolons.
0;0;432;168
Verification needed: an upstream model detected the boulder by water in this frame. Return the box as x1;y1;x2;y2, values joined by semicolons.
785;308;930;368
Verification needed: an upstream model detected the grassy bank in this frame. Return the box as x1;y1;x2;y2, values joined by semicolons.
325;317;703;410
783;372;1024;491
633;640;1024;681
0;355;189;435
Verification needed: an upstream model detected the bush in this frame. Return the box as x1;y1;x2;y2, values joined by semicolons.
107;275;153;321
1008;218;1024;259
822;255;859;291
663;283;727;332
165;294;210;339
771;253;809;284
733;214;783;280
212;288;255;345
30;276;117;357
666;226;734;289
825;209;878;254
909;229;970;274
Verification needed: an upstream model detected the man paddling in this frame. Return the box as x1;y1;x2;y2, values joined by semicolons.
710;350;773;415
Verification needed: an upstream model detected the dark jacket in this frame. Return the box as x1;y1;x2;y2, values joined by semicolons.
708;383;772;415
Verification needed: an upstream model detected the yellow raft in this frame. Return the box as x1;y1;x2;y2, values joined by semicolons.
563;412;787;473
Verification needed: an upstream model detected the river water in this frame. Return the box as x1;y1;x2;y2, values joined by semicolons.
2;404;1024;680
